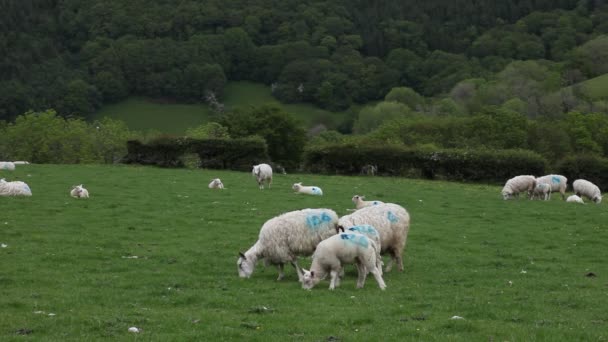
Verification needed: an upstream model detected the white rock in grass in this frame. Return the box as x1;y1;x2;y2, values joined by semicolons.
128;327;140;333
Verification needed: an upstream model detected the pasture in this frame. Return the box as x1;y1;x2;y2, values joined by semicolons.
1;164;607;341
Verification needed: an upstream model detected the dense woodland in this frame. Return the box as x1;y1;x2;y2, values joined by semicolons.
2;0;608;170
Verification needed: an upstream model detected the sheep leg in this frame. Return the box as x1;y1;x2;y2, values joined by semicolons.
384;257;393;273
329;270;339;290
369;267;387;290
355;263;367;289
291;261;303;281
276;263;285;281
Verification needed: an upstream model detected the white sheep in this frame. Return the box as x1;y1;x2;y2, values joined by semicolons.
352;195;384;209
70;184;89;198
0;178;32;196
532;182;551;201
252;163;273;189
301;232;386;290
566;195;584;204
237;208;339;281
337;224;383;275
208;178;224;189
0;162;16;171
12;161;30;165
501;175;536;200
573;179;602;204
535;174;568;200
292;182;323;196
338;203;410;273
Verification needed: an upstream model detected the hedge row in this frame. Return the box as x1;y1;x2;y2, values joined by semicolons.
557;155;608;191
122;137;270;171
303;143;547;183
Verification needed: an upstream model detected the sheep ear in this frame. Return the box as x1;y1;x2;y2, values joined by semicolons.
310;271;315;277
238;252;246;259
337;225;344;233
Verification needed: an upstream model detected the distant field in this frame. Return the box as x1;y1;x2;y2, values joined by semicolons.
1;164;607;340
93;81;357;135
577;73;608;99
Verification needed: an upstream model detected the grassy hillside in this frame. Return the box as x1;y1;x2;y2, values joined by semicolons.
92;82;358;135
577;73;608;100
1;164;607;340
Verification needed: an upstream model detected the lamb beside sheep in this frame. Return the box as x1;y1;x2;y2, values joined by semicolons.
535;174;568;200
0;178;32;196
252;163;272;189
237;208;338;281
292;182;323;196
337;224;383;275
338;203;410;273
573;179;602;204
208;178;224;189
352;195;384;209
301;232;386;290
0;162;16;171
501;175;536;200
566;195;584;204
70;184;89;198
532;182;551;201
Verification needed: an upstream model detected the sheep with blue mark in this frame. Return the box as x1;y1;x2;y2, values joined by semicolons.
352;195;384;210
573;179;602;204
337;224;384;276
301;232;386;290
0;178;32;196
0;161;16;171
535;174;568;200
531;182;551;201
252;163;273;189
292;182;323;196
237;208;339;281
338;203;410;273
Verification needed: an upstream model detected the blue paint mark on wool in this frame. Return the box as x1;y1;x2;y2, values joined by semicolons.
372;201;380;205
348;224;378;236
306;212;333;230
311;187;322;195
552;176;560;184
387;211;398;223
340;233;368;248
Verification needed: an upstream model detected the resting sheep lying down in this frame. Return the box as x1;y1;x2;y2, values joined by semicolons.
0;178;32;196
292;182;323;196
70;184;89;198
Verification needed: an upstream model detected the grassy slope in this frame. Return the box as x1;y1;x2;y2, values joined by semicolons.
577;73;608;99
1;164;607;341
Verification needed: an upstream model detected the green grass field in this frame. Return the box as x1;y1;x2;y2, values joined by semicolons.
577;73;608;100
1;164;608;341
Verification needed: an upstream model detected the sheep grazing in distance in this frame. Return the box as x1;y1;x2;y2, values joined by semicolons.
501;175;536;200
573;179;602;204
301;232;386;290
252;163;273;189
532;182;551;201
208;178;224;189
237;208;339;281
360;164;378;176
70;184;89;198
12;161;30;165
292;182;323;196
566;195;585;204
0;162;16;171
338;203;410;273
352;195;384;210
0;178;32;196
535;174;568;200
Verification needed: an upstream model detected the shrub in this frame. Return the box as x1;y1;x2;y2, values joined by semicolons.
556;155;608;190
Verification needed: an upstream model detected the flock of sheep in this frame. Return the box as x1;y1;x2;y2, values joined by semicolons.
501;174;602;204
0;161;89;198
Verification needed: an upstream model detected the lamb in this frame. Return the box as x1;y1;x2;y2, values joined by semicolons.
208;178;224;189
532;182;551;201
12;161;30;165
237;208;339;281
337;224;383;275
70;184;89;198
301;232;386;290
352;195;384;209
0;162;16;171
252;163;273;189
535;174;568;200
337;203;410;273
0;178;32;196
292;182;323;196
501;175;536;200
566;195;584;204
573;179;602;204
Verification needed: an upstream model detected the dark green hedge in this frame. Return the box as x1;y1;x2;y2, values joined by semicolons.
122;137;270;170
557;155;608;191
303;143;547;183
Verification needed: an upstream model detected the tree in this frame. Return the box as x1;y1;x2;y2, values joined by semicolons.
185;122;230;139
353;101;413;134
384;87;424;110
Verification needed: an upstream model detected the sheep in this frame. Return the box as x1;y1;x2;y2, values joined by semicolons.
12;161;30;165
501;175;536;200
252;163;273;189
301;232;386;290
237;208;339;281
337;224;383;276
535;174;568;200
0;178;32;196
532;182;551;201
352;195;384;210
573;179;602;204
337;203;410;273
360;164;378;176
70;184;89;198
0;162;16;171
566;195;585;204
208;178;224;189
292;182;323;196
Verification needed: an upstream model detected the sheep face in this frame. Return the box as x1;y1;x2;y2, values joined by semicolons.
352;195;363;203
301;270;320;290
292;183;302;191
593;195;602;204
237;253;255;278
501;190;513;200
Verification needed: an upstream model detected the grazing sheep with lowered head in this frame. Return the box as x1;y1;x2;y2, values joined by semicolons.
292;182;323;196
566;195;584;204
502;175;536;200
70;184;89;198
352;195;384;210
573;179;602;204
252;163;273;189
208;178;224;189
535;174;568;200
0;178;32;196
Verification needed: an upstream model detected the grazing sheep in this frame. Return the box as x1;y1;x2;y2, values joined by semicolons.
566;195;584;204
0;162;15;171
301;232;386;290
338;203;410;273
208;178;224;189
292;182;323;196
252;163;273;189
501;175;536;200
337;224;383;275
70;184;89;198
237;208;338;281
352;195;384;210
535;174;568;200
0;178;32;196
573;179;602;204
532;182;551;201
12;161;30;165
